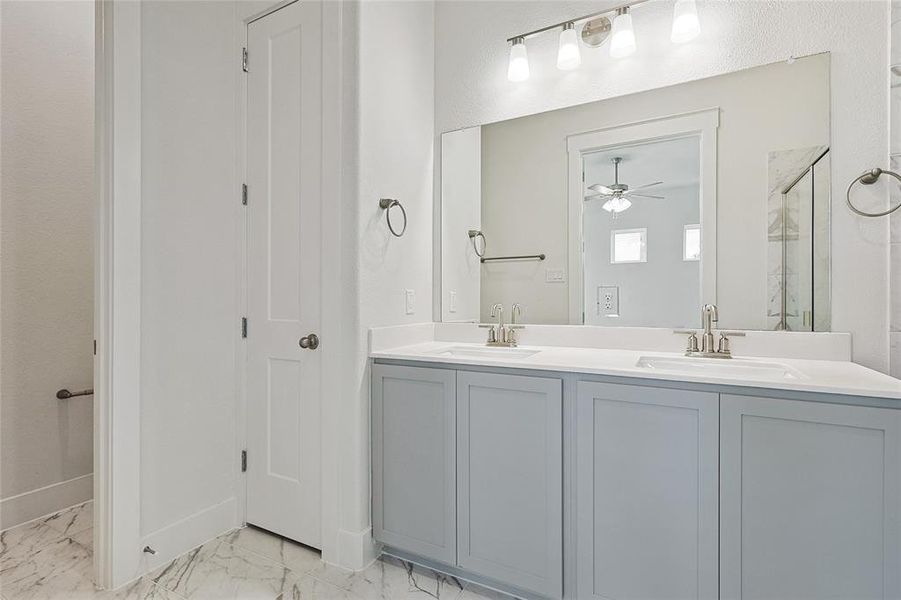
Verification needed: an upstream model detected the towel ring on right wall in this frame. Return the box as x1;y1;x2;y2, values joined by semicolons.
379;198;407;237
846;167;901;218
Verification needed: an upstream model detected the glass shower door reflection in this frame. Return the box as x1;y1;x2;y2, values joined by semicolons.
772;148;830;332
782;172;814;331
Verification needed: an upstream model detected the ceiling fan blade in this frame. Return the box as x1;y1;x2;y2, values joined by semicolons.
625;181;664;192
630;193;665;200
588;184;615;194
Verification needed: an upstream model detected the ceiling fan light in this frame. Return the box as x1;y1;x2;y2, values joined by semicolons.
671;0;701;43
609;8;636;59
557;23;582;70
602;197;632;213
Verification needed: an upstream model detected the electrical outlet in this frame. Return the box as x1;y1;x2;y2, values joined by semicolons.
449;290;457;313
405;289;415;315
598;286;619;317
545;269;566;283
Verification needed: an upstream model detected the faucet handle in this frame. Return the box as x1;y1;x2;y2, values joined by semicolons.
686;332;700;353
717;332;731;355
479;323;498;342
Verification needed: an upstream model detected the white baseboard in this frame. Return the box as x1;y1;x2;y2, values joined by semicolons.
139;497;239;574
332;526;379;571
0;473;93;531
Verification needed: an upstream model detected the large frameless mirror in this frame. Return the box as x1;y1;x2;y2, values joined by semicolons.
440;53;831;331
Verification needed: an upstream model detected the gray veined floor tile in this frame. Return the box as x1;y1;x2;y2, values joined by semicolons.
96;578;186;600
151;537;301;600
225;527;322;576
0;521;69;569
459;582;520;600
71;527;93;551
308;555;464;600
276;574;358;600
0;533;94;599
43;502;93;538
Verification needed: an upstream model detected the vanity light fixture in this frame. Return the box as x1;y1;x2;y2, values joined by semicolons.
506;0;703;81
507;37;530;82
670;0;701;43
557;22;582;70
609;7;637;58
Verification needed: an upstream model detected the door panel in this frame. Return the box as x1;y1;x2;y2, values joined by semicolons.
457;372;563;598
576;381;719;600
371;365;456;564
720;395;901;600
246;0;323;547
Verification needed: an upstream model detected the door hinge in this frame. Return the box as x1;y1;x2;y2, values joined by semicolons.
241;450;247;472
93;340;97;356
241;317;248;338
242;47;248;73
241;183;248;206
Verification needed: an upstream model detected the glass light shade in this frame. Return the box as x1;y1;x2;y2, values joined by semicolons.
609;11;637;58
602;197;632;213
507;40;530;82
671;0;701;43
556;25;581;70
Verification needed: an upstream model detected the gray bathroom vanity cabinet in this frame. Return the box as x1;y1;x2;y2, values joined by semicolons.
371;361;901;600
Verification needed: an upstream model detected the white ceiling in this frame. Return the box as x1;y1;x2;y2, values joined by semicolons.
583;135;700;192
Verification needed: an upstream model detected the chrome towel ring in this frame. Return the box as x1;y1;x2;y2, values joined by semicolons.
379;198;407;237
468;229;486;257
846;168;901;218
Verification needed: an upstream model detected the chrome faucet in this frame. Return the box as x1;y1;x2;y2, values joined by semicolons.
491;303;507;343
507;303;524;346
682;303;739;359
480;302;524;347
701;303;718;354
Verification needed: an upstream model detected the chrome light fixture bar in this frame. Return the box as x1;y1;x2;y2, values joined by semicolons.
505;0;650;44
506;0;701;82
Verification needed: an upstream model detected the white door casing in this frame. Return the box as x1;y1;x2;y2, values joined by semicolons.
246;0;323;548
566;108;719;324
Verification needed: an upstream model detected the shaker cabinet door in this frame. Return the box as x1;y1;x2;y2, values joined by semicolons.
371;364;456;565
720;394;901;600
576;381;719;600
457;371;563;599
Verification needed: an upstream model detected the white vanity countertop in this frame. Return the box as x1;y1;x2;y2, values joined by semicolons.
370;341;901;400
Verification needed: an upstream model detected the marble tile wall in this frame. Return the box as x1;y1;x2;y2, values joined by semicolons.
0;502;515;600
892;1;901;377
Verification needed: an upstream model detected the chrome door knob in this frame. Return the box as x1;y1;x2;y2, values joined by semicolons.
299;333;319;350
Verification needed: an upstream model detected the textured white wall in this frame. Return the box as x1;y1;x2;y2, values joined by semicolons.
435;0;891;371
348;0;436;558
139;0;238;537
0;0;95;528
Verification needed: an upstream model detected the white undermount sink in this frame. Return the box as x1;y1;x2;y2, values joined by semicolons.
635;355;805;380
430;346;540;360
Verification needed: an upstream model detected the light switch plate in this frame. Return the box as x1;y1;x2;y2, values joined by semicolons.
598;285;619;317
405;289;415;315
449;290;457;313
546;269;566;283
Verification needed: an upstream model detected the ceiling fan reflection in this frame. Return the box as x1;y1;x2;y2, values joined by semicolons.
584;156;664;215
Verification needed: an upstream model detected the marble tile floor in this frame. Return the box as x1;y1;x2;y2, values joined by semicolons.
0;502;515;600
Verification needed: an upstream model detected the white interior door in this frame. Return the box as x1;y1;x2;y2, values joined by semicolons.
246;0;322;548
